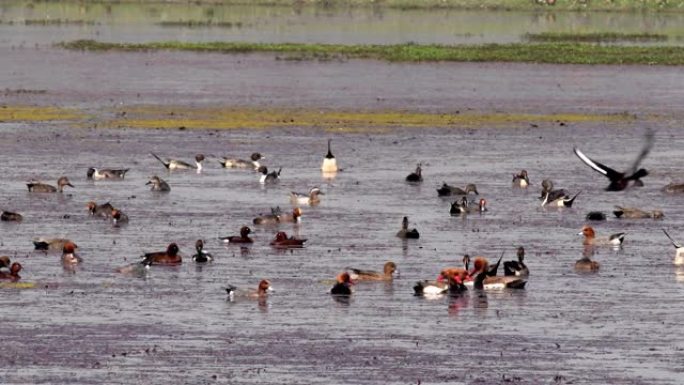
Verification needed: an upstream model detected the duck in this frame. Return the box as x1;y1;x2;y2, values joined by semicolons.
220;152;264;170
450;197;487;215
61;241;82;265
613;206;663;219
220;226;254;244
111;209;129;227
143;243;182;265
321;139;338;173
151;153;205;172
278;207;303;224
471;258;527;289
226;279;273;300
258;166;281;184
87;167;129;180
252;208;281;225
290;187;324;206
463;254;502;278
585;211;607;221
396;216;419;239
539;179;569;202
573;128;654;191
330;272;353;295
512;170;530;187
662;229;684;266
192;239;213;263
270;231;307;248
541;190;581;208
27;176;73;193
578;225;625;247
406;163;423;183
146;176;170;192
0;256;10;273
116;258;152;276
1;210;23;222
575;252;600;273
0;262;22;281
86;201;114;218
437;183;478;197
662;182;684;194
33;238;76;252
504;246;529;277
347;261;398;281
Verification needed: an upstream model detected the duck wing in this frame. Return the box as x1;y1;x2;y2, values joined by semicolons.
662;229;682;249
573;148;622;181
150;153;170;169
626;128;654;177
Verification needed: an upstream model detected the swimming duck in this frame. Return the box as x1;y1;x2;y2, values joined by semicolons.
192;239;213;263
437;183;478;197
406;163;423;183
258;166;281;184
87;201;114;218
27;176;73;193
662;229;684;266
541;190;581;208
61;241;82;265
471;258;527;289
278;207;303;224
143;243;182;265
396;216;420;239
115;258;152;276
87;167;129;180
464;254;502;278
662;182;684;194
146;176;170;192
220;226;254;244
585;211;607;221
330;272;353;295
504;246;529;277
347;261;398;281
1;210;22;222
613;206;663;219
573;128;654;191
512;170;530;188
111;209;129;227
450;197;487;215
321;139;338;173
539;179;570;202
0;262;22;281
270;231;307;248
290;187;324;206
252;208;281;225
413;279;448;296
151;153;205;172
0;256;10;273
575;251;600;273
33;238;76;252
220;152;264;170
226;279;273;300
578;226;625;247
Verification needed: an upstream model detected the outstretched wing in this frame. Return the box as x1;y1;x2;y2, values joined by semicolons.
626;128;654;176
573;147;621;180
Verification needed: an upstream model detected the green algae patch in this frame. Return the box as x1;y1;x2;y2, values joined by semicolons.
0;106;85;122
104;106;634;131
59;40;684;65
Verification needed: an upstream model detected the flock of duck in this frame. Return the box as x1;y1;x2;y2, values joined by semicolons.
2;130;684;301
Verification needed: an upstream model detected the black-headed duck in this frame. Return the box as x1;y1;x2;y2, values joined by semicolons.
585;211;607;221
27;176;73;193
573;128;653;191
151;153;204;172
662;229;684;266
87;201;114;218
270;231;306;248
347;261;398;281
321;139;338;173
0;262;22;281
226;279;273;300
406;163;423;183
146;175;170;192
613;206;663;219
220;152;264;170
111;209;129;227
437;183;478;197
1;210;23;222
512;170;530;188
396;216;419;239
290;187;324;206
579;226;625;247
192;239;213;263
504;246;529;277
221;226;254;244
143;243;182;265
330;272;353;295
62;241;82;265
87;167;129;180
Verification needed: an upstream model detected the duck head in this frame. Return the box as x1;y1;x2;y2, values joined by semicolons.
240;226;252;238
166;243;180;256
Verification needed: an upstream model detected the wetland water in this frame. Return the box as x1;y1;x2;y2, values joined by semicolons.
2;2;684;385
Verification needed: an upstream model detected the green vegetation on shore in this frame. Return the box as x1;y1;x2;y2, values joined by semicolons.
60;39;684;65
524;32;669;43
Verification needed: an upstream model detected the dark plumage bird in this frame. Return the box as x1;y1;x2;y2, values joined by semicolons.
192;239;213;263
330;272;353;295
1;211;23;222
573;128;654;191
396;216;420;239
405;163;423;183
504;246;529;277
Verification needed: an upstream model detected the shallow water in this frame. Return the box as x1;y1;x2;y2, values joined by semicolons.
1;2;684;46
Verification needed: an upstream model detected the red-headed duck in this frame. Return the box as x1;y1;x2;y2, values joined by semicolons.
330;272;353;295
396;216;419;239
613;206;663;219
111;209;129;227
143;243;182;265
512;170;530;188
290;187;324;206
405;163;423;183
225;279;273;300
579;226;625;247
146;176;170;192
504;246;529;277
270;231;306;248
437;183;478;197
662;229;684;266
151;153;204;172
347;261;398;281
62;241;82;265
27;176;73;193
573;128;653;191
87;201;114;218
87;167;129;180
258;166;281;184
0;262;22;281
471;258;526;290
1;210;23;222
192;239;213;263
220;152;264;170
321;139;338;173
221;226;254;244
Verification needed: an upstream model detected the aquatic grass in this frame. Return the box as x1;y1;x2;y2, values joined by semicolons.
60;39;684;65
524;32;669;43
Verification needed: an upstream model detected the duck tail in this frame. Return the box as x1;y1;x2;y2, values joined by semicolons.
150;153;169;169
565;191;581;207
663;229;682;249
